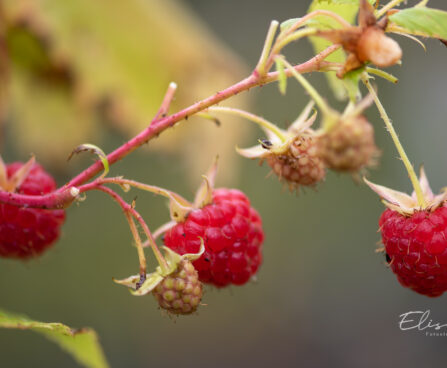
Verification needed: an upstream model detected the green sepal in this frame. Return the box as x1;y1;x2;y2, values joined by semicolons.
114;240;205;296
341;67;365;102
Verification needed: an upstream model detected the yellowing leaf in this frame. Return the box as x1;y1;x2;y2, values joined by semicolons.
2;0;251;183
0;309;109;368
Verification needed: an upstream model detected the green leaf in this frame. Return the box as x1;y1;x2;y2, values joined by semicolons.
0;309;109;368
389;7;447;40
275;58;287;95
306;0;375;100
3;0;252;184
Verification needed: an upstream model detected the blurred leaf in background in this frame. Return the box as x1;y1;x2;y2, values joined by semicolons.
0;4;8;132
1;0;252;182
0;309;109;368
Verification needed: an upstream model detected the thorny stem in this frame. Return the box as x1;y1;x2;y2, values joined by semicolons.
206;106;287;142
154;82;178;120
256;20;279;76
94;185;169;274
0;45;340;209
376;0;406;18
362;75;427;207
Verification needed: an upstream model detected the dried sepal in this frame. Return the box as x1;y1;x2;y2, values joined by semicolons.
193;156;218;208
365;167;447;215
417;166;434;199
236;144;269;159
364;178;416;214
4;155;36;192
289;101;317;135
0;155;7;188
169;193;194;223
358;0;377;28
236;101;317;161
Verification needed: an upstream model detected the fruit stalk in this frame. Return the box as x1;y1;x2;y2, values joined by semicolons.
94;185;169;274
362;75;426;207
255;20;279;76
206;106;287;141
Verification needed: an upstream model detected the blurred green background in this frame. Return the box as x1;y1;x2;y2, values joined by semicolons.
1;0;447;367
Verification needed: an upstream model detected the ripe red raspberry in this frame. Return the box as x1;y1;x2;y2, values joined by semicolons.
164;188;264;287
267;134;326;189
0;161;66;259
380;206;447;297
152;259;203;315
316;116;379;173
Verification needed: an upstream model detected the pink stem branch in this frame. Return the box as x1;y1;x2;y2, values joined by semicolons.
0;45;340;210
0;187;78;209
93;185;169;273
65;45;339;188
154;82;178;120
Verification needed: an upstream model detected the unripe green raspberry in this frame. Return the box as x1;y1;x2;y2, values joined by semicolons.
153;260;203;315
316;116;379;173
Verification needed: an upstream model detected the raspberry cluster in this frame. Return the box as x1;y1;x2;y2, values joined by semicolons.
0;162;66;259
164;188;264;287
